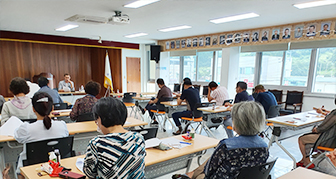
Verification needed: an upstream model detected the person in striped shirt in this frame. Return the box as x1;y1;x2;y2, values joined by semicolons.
83;97;146;179
207;81;229;106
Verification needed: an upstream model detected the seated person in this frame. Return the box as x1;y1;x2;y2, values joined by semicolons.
326;148;336;167
297;100;336;168
83;97;146;178
139;78;172;124
37;77;63;104
253;84;277;115
58;73;75;92
184;101;269;179
70;81;101;121
14;92;69;179
1;77;36;125
234;81;254;103
172;80;201;135
175;77;191;97
207;81;233;138
25;78;40;98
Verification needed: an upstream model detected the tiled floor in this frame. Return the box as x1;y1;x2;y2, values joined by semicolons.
136;111;306;179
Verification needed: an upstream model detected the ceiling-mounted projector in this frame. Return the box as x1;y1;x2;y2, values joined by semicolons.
107;11;130;24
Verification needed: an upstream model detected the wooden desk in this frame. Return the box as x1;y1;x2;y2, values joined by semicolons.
278;167;336;179
132;96;152;100
197;106;231;113
4;97;13;101
20;134;219;179
50;109;71;118
58;91;86;95
161;101;187;106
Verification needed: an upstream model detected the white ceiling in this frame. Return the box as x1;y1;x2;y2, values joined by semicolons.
1;0;336;44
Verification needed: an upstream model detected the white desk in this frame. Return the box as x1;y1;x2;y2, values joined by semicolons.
278;167;336;179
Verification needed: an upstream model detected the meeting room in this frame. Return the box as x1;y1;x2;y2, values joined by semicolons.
1;0;336;179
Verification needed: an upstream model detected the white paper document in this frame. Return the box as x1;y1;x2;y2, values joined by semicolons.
0;116;23;136
161;137;191;149
145;138;161;149
125;121;131;125
52;109;72;113
76;158;84;173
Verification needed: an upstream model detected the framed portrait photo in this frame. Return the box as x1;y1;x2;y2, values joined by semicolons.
282;27;291;39
165;41;170;50
171;41;175;49
199;37;204;47
226;34;233;45
252;31;259;42
181;39;186;48
234;33;241;43
186;38;192;47
212;35;218;45
320;22;331;36
193;37;198;47
261;30;269;42
205;36;211;46
242;32;250;43
294;25;304;38
176;40;180;49
271;28;280;40
306;24;317;37
219;35;225;45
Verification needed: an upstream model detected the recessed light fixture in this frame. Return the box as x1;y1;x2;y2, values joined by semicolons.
55;24;79;31
209;12;259;24
158;25;192;32
124;32;148;38
293;0;336;9
124;0;160;8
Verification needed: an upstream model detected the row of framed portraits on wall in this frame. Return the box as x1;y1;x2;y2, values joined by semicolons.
164;20;336;50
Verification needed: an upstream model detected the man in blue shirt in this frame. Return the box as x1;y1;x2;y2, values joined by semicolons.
172;80;200;135
37;77;63;104
234;81;254;103
253;84;277;115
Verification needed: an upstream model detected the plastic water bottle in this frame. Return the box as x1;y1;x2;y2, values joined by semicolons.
49;151;57;163
117;89;120;93
80;85;84;92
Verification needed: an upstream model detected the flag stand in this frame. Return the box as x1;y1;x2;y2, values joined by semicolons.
104;86;111;97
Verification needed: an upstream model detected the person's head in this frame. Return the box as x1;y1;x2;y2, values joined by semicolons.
236;81;247;93
32;92;53;130
253;32;258;38
323;24;329;30
85;81;101;96
297;27;301;32
231;101;265;135
254;84;266;93
263;31;267;36
274;30;278;35
92;97;127;134
183;77;191;82
9;77;30;95
37;77;49;87
183;79;192;90
285;28;289;35
64;73;71;82
208;81;218;91
309;25;315;32
156;78;165;88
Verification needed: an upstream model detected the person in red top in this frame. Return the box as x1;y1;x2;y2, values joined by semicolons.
70;81;101;121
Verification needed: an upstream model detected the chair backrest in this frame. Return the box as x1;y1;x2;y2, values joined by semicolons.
23;136;74;166
20;118;37;123
193;85;201;93
173;83;181;93
223;99;234;105
285;90;304;105
193;103;209;118
53;103;68;110
123;92;137;103
76;112;95;122
202;86;209;96
268;89;283;103
157;97;173;111
267;105;281;118
236;158;277;179
131;127;158;140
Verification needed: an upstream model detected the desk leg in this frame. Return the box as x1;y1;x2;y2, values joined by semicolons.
186;158;193;173
274;136;297;169
267;135;275;149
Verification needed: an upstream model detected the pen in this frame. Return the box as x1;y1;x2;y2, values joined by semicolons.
293;117;301;120
180;142;191;145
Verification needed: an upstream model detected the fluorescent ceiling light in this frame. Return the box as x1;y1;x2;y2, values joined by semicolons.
159;25;192;32
293;0;336;9
210;13;259;24
124;33;148;38
55;24;79;31
124;0;160;8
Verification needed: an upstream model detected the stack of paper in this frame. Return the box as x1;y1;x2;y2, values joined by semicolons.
0;116;23;136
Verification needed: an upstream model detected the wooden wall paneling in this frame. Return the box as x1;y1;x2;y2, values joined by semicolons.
0;41;92;97
90;48;122;98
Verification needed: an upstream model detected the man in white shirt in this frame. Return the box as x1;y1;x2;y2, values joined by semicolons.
58;73;75;92
207;81;229;106
207;81;233;138
25;79;40;98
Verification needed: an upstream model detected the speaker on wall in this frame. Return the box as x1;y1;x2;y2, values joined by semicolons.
150;45;161;63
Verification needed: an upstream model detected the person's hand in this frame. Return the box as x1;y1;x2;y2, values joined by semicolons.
224;102;233;107
2;165;10;179
312;127;318;133
315;108;323;114
326;149;336;167
148;100;154;104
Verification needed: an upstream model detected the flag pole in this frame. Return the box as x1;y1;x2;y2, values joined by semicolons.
104;86;110;97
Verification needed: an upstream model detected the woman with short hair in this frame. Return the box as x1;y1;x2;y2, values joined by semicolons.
83;97;146;179
1;77;36;125
184;101;269;179
70;81;101;121
14;92;69;179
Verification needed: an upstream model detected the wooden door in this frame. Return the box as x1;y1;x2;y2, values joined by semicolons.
126;57;141;93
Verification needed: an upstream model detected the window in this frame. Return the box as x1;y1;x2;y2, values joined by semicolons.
282;49;312;86
183;56;196;81
197;51;213;82
149;60;156;80
214;50;222;83
313;47;336;93
260;51;284;85
239;52;256;88
169;56;180;84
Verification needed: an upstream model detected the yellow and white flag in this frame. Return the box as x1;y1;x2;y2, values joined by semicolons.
104;52;113;92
